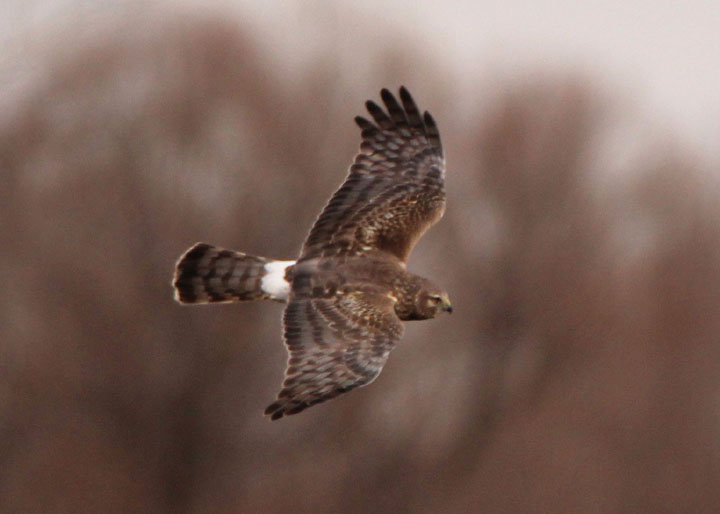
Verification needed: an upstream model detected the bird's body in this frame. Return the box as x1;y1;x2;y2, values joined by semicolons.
173;87;451;419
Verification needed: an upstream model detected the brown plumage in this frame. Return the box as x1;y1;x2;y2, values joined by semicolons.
173;87;451;420
174;243;283;303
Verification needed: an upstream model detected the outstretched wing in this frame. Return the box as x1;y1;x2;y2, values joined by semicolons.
265;289;403;420
299;87;445;263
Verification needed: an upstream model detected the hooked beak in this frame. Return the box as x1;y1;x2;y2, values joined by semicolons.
442;297;453;314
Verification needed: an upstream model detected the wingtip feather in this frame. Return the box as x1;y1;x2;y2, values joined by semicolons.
354;115;372;129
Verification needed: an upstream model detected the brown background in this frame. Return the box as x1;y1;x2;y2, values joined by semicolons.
3;8;720;514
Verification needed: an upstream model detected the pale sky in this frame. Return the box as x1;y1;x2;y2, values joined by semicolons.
3;0;719;159
238;0;720;159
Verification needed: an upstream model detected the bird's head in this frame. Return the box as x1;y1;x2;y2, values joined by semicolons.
411;280;452;319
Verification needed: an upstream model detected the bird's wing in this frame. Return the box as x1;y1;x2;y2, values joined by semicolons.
265;288;403;420
299;87;445;263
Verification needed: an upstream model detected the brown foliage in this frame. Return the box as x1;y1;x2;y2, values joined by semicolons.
2;9;720;514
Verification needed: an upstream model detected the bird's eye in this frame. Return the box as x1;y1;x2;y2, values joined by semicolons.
429;295;441;304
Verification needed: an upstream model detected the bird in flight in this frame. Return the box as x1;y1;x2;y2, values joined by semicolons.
173;87;451;420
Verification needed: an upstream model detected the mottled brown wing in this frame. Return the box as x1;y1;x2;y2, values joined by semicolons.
299;87;445;263
264;289;403;420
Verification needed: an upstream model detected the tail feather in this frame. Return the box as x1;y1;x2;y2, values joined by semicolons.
173;243;292;304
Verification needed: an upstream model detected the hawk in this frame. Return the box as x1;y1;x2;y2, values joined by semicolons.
173;87;452;420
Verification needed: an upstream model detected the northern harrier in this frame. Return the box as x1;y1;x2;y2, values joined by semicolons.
173;87;451;420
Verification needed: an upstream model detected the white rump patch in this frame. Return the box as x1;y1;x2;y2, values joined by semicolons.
261;260;294;300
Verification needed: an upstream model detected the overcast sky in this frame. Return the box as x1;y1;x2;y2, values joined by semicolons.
242;0;720;158
3;0;719;159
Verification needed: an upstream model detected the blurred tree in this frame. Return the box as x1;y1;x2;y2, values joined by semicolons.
2;7;720;514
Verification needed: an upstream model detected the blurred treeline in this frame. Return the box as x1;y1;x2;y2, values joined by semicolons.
3;10;720;514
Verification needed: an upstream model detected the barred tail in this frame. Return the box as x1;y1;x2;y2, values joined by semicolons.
173;243;293;304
